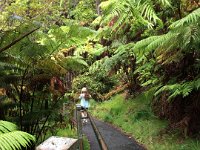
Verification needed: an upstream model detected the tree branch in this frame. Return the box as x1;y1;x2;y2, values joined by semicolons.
0;27;40;53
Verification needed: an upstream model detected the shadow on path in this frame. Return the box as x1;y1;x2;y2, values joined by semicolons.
82;117;145;150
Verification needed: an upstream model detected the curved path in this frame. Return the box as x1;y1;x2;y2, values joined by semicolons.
82;118;145;150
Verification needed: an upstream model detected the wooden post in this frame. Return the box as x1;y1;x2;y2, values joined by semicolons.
76;104;83;150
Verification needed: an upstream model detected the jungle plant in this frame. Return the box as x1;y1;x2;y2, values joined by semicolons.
131;7;200;136
0;16;94;143
0;120;35;150
134;7;200;99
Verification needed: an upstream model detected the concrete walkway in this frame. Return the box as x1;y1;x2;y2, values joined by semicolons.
82;118;145;150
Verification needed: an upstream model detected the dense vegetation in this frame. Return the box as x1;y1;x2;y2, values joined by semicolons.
91;92;200;149
0;0;200;149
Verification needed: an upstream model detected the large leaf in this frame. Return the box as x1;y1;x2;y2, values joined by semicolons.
0;131;35;150
0;121;17;134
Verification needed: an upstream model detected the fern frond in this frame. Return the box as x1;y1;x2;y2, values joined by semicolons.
154;78;200;101
134;36;160;51
89;58;108;74
134;30;179;60
0;120;35;150
139;1;162;25
101;3;124;26
100;0;163;30
182;83;193;97
194;78;200;90
157;0;172;7
0;121;17;134
99;0;116;11
146;32;178;51
170;8;200;28
59;56;88;72
154;83;180;97
180;25;200;48
0;131;35;150
111;13;128;33
37;58;67;75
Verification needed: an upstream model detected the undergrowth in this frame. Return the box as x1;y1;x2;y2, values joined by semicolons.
90;89;200;150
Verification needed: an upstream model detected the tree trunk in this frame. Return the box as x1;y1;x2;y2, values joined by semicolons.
0;104;5;120
95;0;101;15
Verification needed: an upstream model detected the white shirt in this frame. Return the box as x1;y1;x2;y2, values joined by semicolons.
79;93;90;108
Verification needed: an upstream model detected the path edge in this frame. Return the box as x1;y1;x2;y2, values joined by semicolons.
92;117;148;150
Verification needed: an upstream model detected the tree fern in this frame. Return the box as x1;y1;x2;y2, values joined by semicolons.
134;59;159;86
58;56;89;72
170;8;200;28
89;58;107;74
100;0;163;33
194;78;200;90
134;22;200;64
145;32;177;52
134;35;159;49
0;121;17;134
157;0;172;8
0;120;35;150
138;0;162;25
154;78;200;100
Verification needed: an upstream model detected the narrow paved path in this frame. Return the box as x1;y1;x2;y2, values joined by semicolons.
82;118;145;150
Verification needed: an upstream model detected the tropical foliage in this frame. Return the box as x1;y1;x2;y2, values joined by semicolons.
1;0;200;149
0;120;35;150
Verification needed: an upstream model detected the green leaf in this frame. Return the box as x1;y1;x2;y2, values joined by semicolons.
170;8;200;28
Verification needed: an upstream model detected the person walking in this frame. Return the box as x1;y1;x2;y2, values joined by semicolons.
79;87;91;123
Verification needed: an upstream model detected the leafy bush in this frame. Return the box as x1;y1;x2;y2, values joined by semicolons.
72;72;116;100
72;75;105;93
